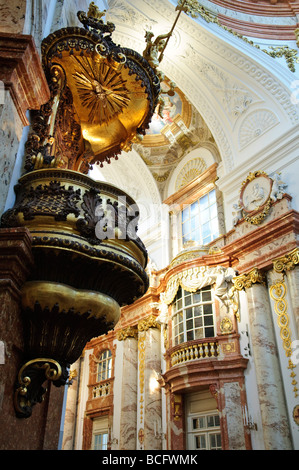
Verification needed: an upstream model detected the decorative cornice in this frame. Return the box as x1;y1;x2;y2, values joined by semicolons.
273;248;299;273
233;268;266;290
0;34;50;125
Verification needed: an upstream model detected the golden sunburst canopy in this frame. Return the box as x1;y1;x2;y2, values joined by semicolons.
27;10;160;173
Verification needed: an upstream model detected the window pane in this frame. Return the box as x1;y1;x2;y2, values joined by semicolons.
207;415;216;427
204;315;214;326
203;291;212;302
205;326;214;337
199;194;209;210
93;433;108;450
191;216;198;231
193;229;201;243
186;308;193;319
182;207;189;222
185;295;192;306
191;201;198;215
202;221;210;238
186;319;193;330
193;305;202;317
187;330;194;341
201;208;210;224
194;328;204;339
193;417;205;429
195;435;206;449
209;189;216;203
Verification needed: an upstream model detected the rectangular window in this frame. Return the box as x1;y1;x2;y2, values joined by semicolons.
181;189;219;246
92;416;109;450
188;412;222;450
172;286;215;346
93;433;108;450
97;350;112;382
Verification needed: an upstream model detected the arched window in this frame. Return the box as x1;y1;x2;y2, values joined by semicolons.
172;286;215;346
97;349;112;382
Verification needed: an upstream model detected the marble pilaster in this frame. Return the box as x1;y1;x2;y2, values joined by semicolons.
117;327;138;450
144;327;162;450
138;316;162;450
222;382;246;450
234;269;292;450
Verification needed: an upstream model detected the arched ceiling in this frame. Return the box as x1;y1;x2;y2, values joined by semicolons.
89;0;298;203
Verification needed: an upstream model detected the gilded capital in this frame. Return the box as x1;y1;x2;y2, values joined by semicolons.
273;248;299;273
116;326;138;341
233;268;266;291
138;315;160;332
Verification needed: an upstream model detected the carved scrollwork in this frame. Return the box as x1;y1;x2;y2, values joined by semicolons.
14;358;68;419
1;181;81;227
76;187;104;243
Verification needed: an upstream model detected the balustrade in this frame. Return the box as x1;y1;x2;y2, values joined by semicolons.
170;339;219;366
92;381;111;399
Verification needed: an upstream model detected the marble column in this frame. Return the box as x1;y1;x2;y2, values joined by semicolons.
273;248;299;337
117;327;138;450
234;268;292;450
138;316;162;450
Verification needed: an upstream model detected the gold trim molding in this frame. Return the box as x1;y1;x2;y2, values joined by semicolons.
269;280;298;398
233;268;266;291
273;248;299;274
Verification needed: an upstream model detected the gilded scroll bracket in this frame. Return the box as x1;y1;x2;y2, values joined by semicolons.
14;358;69;419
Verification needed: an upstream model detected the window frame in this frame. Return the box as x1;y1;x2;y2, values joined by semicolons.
181;188;219;247
96;349;112;383
172;285;216;346
187;411;222;451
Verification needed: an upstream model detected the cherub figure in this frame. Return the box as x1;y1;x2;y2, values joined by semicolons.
270;173;288;202
232;201;243;226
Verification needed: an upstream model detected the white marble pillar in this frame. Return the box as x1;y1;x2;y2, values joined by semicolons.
238;270;292;449
118;331;138;450
143;325;162;450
